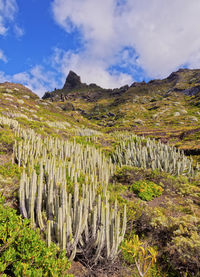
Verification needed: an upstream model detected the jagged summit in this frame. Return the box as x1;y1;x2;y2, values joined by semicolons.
42;68;200;103
63;71;83;91
42;70;130;101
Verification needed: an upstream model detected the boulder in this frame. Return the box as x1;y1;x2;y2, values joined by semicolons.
134;119;144;125
182;85;200;96
107;112;115;117
61;102;75;111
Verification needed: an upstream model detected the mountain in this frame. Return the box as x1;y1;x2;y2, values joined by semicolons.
0;68;200;277
43;68;200;101
42;68;200;158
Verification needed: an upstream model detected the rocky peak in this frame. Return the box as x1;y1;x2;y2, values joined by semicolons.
63;71;83;91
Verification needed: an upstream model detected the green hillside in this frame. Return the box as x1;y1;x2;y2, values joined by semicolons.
0;69;200;277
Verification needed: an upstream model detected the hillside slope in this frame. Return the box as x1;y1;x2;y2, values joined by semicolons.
43;68;200;160
0;69;200;277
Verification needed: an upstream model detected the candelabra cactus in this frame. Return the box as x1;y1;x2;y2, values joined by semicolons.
0;115;19;129
14;119;126;263
19;163;126;263
112;134;197;176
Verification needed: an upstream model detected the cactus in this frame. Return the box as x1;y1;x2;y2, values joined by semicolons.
11;120;126;264
2;113;199;266
111;133;197;176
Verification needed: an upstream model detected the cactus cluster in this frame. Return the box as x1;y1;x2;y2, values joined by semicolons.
112;134;197;176
0;115;126;263
7;118;125;263
1;111;28;119
14;129;115;190
74;128;102;137
20;165;126;262
46;121;71;129
0;115;19;129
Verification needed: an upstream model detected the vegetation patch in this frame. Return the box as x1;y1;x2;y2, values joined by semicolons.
0;128;15;154
130;180;163;201
0;196;72;276
0;162;21;179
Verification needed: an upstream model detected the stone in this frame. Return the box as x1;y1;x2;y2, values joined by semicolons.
107;112;115;117
182;85;200;96
189;116;198;122
42;92;52;99
17;99;24;104
152;114;158;119
23;95;30;99
61;102;75;111
174;112;180;117
148;105;159;111
134;119;144;125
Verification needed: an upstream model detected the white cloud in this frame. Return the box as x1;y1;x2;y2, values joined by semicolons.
12;65;60;97
0;49;7;62
52;0;200;82
0;65;60;97
51;48;133;88
0;0;18;35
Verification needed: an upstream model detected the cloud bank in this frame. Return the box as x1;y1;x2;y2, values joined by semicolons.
52;0;200;86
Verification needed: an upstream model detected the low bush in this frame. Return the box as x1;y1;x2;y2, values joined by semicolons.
130;180;163;201
121;235;158;277
0;196;72;276
0;162;22;179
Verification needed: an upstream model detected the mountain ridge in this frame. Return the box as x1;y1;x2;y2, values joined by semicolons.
42;68;200;102
0;68;200;158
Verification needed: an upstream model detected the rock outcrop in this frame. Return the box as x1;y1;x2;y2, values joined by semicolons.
42;70;130;101
63;71;84;91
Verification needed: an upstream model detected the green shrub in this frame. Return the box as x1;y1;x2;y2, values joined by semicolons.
121;235;157;277
0;162;22;179
0;129;14;145
0;129;15;154
0;197;72;276
130;181;163;201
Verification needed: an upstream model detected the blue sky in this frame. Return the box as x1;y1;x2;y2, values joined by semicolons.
1;0;200;97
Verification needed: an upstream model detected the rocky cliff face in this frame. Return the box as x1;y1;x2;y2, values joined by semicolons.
63;71;84;91
42;70;131;101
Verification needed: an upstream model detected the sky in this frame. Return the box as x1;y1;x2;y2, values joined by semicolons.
1;0;200;97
